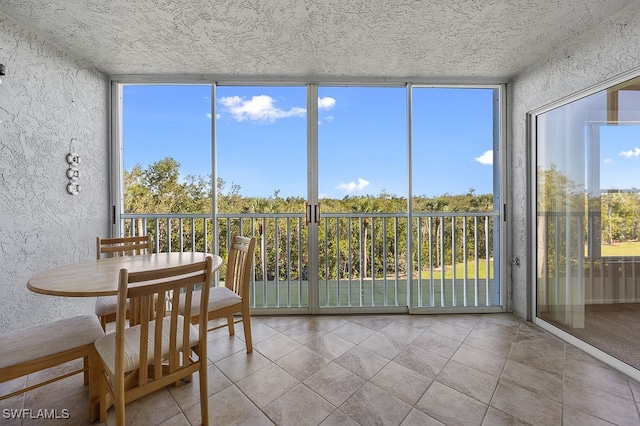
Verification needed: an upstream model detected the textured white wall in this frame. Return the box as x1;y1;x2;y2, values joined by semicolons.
0;14;109;333
509;2;640;319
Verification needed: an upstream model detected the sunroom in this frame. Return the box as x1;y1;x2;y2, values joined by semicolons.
2;1;640;424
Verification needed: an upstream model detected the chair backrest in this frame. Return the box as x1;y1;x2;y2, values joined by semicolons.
224;235;256;298
114;256;212;385
96;235;151;259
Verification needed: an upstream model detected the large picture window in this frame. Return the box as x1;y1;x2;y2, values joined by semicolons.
115;82;504;314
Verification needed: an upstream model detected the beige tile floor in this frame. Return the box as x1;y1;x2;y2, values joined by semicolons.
2;313;640;425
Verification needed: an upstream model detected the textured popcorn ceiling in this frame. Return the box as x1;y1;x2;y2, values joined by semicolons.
0;0;634;80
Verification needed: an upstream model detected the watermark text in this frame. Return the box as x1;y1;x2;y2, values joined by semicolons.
3;408;70;420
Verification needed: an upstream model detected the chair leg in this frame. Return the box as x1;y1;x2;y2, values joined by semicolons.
227;314;235;335
198;362;209;426
107;367;126;426
180;350;193;384
88;349;101;422
115;383;126;426
242;310;253;353
98;371;108;423
100;315;107;332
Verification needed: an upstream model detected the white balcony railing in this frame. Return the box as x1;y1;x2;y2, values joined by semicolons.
121;211;499;311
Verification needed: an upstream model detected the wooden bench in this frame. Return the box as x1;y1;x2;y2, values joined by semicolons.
0;315;105;422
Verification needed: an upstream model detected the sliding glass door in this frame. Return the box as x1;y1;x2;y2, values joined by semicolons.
533;74;640;370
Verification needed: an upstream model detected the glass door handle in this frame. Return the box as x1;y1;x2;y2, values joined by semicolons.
305;203;320;225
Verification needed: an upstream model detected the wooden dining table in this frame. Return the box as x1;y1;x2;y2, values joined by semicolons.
28;251;223;326
28;251;223;297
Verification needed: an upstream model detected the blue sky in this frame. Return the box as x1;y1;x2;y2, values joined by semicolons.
123;85;497;199
600;125;640;191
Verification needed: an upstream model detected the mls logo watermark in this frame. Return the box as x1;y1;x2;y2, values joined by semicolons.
3;408;70;420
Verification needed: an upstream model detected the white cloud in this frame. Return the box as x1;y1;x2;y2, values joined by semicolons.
318;97;336;110
319;115;335;126
217;95;336;123
219;95;306;123
336;178;370;193
474;150;493;165
619;147;640;158
603;158;614;164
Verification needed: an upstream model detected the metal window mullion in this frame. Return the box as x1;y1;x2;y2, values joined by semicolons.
407;83;413;310
307;83;319;313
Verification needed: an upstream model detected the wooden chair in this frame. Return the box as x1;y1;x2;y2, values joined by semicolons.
95;235;152;330
94;256;213;425
0;315;104;422
186;235;256;353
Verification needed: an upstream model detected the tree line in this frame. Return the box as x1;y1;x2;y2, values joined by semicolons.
124;158;495;281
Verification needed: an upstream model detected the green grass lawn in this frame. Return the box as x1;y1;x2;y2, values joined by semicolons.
420;259;493;280
600;241;640;256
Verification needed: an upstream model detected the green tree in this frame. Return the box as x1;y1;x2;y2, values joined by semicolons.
124;158;212;251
